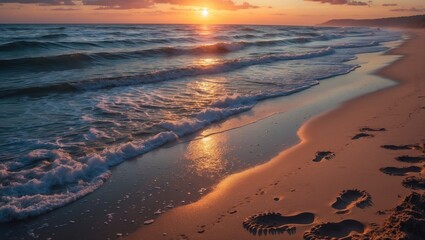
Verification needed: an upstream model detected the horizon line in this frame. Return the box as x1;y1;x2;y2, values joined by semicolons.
0;22;322;26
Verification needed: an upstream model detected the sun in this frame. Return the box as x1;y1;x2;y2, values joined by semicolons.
202;8;209;17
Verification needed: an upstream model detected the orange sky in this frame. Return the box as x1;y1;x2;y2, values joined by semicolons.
0;0;423;25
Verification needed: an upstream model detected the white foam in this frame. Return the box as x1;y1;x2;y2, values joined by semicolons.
0;179;105;223
0;92;265;222
84;127;111;141
0;131;179;222
161;95;255;136
333;41;378;49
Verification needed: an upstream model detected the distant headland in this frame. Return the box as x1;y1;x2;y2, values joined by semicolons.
321;15;425;28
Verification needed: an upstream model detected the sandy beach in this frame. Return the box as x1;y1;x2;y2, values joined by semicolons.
128;29;425;239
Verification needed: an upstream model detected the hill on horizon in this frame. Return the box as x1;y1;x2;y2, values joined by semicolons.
321;15;425;28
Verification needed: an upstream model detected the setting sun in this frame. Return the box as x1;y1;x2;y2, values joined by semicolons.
202;8;209;17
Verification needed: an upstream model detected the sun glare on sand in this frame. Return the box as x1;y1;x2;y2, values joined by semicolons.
202;8;209;17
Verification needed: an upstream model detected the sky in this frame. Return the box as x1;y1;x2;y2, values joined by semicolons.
0;0;424;25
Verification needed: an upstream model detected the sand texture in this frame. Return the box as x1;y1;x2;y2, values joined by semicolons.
128;30;425;240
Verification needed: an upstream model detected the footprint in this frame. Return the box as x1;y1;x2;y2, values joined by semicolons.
313;151;335;162
359;127;386;132
352;127;386;140
380;166;421;176
196;224;207;234
352;133;374;140
178;234;189;240
402;176;425;190
361;192;425;239
331;189;372;214
228;209;237;214
303;219;365;240
395;155;425;163
255;188;266;196
242;212;315;236
381;144;422;151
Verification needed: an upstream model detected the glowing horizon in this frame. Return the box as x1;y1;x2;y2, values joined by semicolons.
0;0;424;25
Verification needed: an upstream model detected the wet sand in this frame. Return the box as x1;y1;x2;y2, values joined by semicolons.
128;30;425;239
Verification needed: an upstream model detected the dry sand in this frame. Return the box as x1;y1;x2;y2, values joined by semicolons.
128;30;425;240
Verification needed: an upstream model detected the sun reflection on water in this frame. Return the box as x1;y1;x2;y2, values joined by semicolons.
187;75;226;107
185;136;227;178
198;24;212;36
196;58;219;67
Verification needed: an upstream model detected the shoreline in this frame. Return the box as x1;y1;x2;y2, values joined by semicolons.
128;29;425;239
0;30;409;240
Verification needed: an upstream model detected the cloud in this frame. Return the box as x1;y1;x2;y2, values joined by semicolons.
0;0;74;5
82;0;154;9
89;0;259;10
0;0;259;10
159;0;259;10
2;0;258;10
306;0;369;6
50;7;79;10
390;7;425;12
382;3;397;7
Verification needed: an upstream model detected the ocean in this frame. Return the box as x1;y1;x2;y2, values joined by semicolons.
0;24;402;225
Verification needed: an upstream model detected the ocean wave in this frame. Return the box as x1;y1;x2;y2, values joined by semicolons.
0;40;101;53
240;27;264;33
0;52;97;72
262;33;284;38
333;41;379;49
0;37;327;72
336;46;389;55
0;48;335;98
38;33;69;39
233;34;258;39
0;94;251;222
0;37;201;54
2;26;66;31
0;149;110;222
0;83;77;98
94;37;197;45
0;128;179;222
0;42;244;71
0;83;322;222
0;41;62;52
161;96;255;136
296;32;323;37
